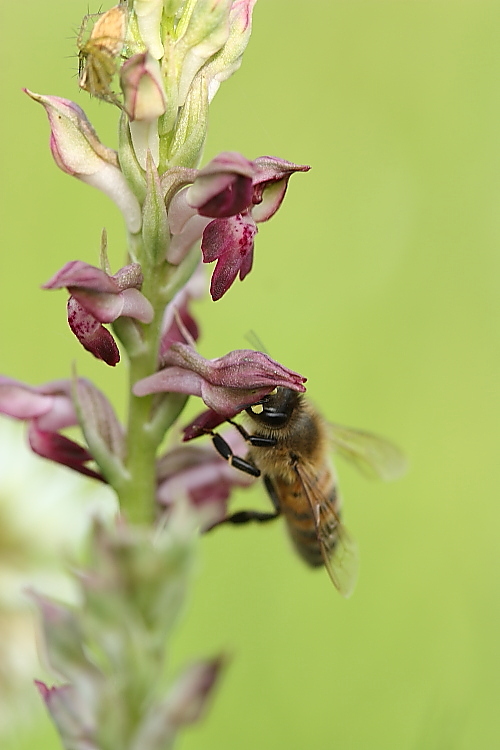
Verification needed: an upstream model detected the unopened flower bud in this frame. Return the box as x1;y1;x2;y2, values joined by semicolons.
25;91;142;233
121;53;167;122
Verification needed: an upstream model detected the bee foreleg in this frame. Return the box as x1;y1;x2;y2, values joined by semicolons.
210;432;261;477
227;419;277;447
206;508;280;532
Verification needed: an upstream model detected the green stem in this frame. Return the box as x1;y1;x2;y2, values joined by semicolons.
116;259;176;524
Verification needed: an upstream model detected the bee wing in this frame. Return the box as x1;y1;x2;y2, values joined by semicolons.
295;464;359;598
329;423;407;481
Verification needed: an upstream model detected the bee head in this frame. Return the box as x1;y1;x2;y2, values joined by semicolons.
245;387;301;428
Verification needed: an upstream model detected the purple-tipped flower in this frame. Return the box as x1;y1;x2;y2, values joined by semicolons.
133;343;306;416
170;153;310;300
120;52;168;169
0;378;103;480
44;261;154;366
25;91;142;233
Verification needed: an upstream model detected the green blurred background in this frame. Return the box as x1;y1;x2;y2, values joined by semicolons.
2;0;500;748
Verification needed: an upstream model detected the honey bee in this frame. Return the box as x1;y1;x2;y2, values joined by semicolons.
77;4;128;105
208;387;406;596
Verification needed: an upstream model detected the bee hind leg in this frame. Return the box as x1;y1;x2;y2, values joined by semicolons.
206;508;280;532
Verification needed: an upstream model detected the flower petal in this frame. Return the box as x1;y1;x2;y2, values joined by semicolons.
28;423;104;482
201;213;257;300
0;378;77;431
252;156;310;223
43;261;120;293
182;408;226;441
67;298;120;366
157;437;253;525
134;344;306;416
25;91;142;233
186;152;255;218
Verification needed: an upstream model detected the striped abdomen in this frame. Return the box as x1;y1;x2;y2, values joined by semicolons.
271;463;340;569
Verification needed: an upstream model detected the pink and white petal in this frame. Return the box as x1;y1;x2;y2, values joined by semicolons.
35;394;78;432
80;162;142;234
69;289;125;323
0;378;78;431
0;378;53;421
73;287;153;324
251;177;289;223
168;187;198;236
119;288;154;323
167;214;210;265
133;367;204;398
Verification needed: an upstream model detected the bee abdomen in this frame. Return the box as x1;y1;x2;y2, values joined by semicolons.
285;516;324;568
285;487;340;569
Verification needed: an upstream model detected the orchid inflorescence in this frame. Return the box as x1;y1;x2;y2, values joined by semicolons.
1;2;310;747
